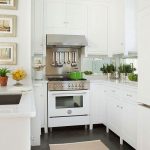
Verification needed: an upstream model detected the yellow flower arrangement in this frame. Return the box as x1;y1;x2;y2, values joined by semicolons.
12;69;27;81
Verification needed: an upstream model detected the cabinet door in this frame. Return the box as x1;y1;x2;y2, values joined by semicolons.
87;3;108;55
122;101;137;149
108;0;124;55
106;97;122;136
138;7;150;105
34;84;45;128
90;84;106;124
137;105;150;150
44;0;66;34
66;1;87;35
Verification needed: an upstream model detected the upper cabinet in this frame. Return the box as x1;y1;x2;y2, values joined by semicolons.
124;0;137;54
44;0;66;34
32;0;137;56
109;0;137;56
65;1;87;35
44;0;87;35
87;2;109;55
108;0;124;56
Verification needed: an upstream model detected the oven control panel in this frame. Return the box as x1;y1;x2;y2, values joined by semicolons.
48;81;90;91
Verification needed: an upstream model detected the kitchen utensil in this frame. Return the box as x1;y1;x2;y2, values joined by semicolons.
67;52;71;64
51;52;55;66
64;52;66;64
74;51;77;64
71;52;77;67
57;52;63;67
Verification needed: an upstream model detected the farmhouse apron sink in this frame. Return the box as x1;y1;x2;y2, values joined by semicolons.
0;94;22;105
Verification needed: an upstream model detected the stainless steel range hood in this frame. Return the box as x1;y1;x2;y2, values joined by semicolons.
46;34;88;48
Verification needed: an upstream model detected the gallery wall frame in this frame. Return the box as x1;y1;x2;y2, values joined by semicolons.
0;15;17;37
0;0;17;10
0;42;17;65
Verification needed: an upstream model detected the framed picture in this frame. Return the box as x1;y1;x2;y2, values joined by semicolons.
0;43;17;65
0;0;17;10
0;15;17;37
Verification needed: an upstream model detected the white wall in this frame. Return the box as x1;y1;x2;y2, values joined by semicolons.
0;0;32;84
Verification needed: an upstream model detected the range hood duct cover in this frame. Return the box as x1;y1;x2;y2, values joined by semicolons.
46;34;88;48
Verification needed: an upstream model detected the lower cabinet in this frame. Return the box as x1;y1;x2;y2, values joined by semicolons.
106;98;123;137
122;101;137;149
31;81;47;146
90;82;137;149
90;83;106;127
106;87;137;149
33;81;48;132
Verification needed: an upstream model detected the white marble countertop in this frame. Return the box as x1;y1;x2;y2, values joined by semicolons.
84;75;138;89
0;85;36;118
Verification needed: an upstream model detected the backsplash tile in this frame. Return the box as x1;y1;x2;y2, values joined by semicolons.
82;56;138;74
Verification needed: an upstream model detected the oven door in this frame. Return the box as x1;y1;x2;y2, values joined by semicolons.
48;90;89;117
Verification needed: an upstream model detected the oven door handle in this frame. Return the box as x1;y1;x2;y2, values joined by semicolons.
51;92;87;96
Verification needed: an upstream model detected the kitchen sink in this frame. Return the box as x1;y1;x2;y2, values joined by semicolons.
0;94;22;105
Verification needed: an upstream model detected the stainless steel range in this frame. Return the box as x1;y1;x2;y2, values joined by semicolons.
46;34;90;131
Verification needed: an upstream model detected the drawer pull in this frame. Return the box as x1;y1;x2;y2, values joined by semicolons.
126;94;132;97
112;90;116;93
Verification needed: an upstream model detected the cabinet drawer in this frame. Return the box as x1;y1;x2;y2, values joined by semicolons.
107;87;122;99
121;91;137;102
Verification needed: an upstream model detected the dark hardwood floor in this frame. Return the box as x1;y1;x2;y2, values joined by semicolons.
31;125;135;150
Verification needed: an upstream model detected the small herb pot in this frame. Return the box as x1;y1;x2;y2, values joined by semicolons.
0;76;8;86
107;73;112;79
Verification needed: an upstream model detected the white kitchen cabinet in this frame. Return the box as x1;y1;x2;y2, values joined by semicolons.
106;89;123;136
122;100;137;149
33;81;48;133
124;0;137;54
106;86;137;148
109;0;137;56
44;0;87;35
66;1;87;35
44;0;66;34
108;0;124;56
90;83;106;127
87;3;109;55
137;104;150;150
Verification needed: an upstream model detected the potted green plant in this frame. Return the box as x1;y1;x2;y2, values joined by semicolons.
0;68;10;86
100;64;107;74
118;64;136;80
100;64;116;79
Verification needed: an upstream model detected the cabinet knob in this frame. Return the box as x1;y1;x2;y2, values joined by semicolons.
67;110;72;114
64;21;69;24
121;42;124;46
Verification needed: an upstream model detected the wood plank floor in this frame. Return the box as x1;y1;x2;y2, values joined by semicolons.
31;125;135;150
